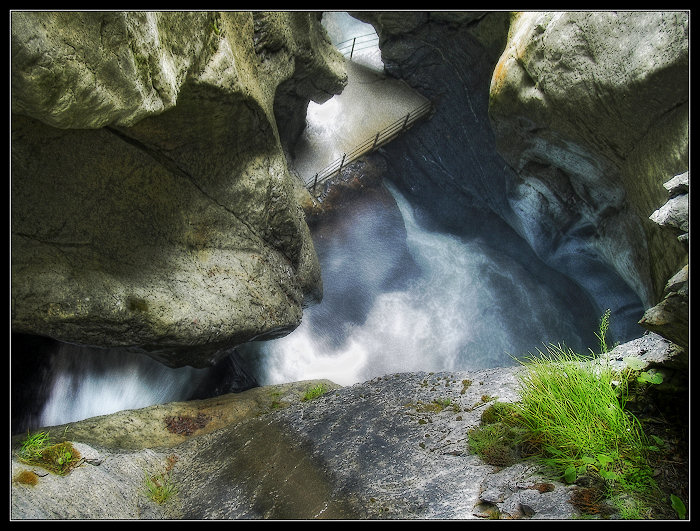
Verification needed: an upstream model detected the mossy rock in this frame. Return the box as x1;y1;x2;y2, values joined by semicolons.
480;401;521;426
19;441;82;476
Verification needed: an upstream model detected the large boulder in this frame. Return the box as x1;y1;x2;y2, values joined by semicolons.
488;11;689;308
11;11;347;367
10;333;685;519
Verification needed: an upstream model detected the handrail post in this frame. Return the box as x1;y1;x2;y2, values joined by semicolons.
372;132;380;149
338;153;346;175
402;112;411;132
350;38;356;59
312;173;318;194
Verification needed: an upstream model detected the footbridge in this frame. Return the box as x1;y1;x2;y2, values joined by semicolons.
291;31;434;194
306;99;433;193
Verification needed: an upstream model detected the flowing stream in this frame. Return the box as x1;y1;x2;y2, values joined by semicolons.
14;177;625;432
237;181;602;386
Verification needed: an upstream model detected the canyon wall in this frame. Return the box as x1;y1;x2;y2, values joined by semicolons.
488;11;688;310
11;11;346;367
11;11;689;366
355;11;688;344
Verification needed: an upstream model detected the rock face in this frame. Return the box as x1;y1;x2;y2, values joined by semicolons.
639;173;689;350
355;11;688;343
488;11;688;309
10;333;685;520
11;11;347;367
9;371;567;519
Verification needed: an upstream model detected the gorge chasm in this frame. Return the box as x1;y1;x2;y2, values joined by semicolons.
11;11;688;520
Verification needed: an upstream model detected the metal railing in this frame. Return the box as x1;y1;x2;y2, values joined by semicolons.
306;100;434;192
335;32;380;59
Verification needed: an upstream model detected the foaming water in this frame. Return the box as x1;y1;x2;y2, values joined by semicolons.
239;182;599;386
38;343;209;427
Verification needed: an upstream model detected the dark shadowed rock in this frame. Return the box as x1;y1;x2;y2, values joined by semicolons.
354;11;688;344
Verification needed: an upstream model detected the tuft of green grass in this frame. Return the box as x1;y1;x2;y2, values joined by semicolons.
301;383;328;401
143;471;178;505
514;343;650;486
18;431;51;461
468;309;682;519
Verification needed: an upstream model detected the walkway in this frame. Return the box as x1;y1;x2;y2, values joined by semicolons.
289;48;432;191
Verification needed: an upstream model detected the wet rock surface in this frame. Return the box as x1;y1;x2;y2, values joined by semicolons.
10;332;685;520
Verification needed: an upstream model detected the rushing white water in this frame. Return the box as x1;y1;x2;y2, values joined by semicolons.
38;343;209;427
238;182;598;386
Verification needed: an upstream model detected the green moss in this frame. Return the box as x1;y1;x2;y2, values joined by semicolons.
468;421;529;467
268;390;289;410
18;433;81;476
301;383;328;401
13;469;39;486
480;401;521;426
411;397;459;414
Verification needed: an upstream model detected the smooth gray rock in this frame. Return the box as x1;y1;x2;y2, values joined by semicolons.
10;370;566;520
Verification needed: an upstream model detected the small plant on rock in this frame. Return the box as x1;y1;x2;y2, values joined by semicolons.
594;308;612;354
17;430;81;476
302;383;328;401
18;430;51;461
143;471;178;505
143;455;179;505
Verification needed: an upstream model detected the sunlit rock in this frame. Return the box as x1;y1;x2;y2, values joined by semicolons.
639;172;689;350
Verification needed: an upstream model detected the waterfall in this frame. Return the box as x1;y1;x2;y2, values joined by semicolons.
37;344;209;427
11;337;258;433
238;181;601;386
